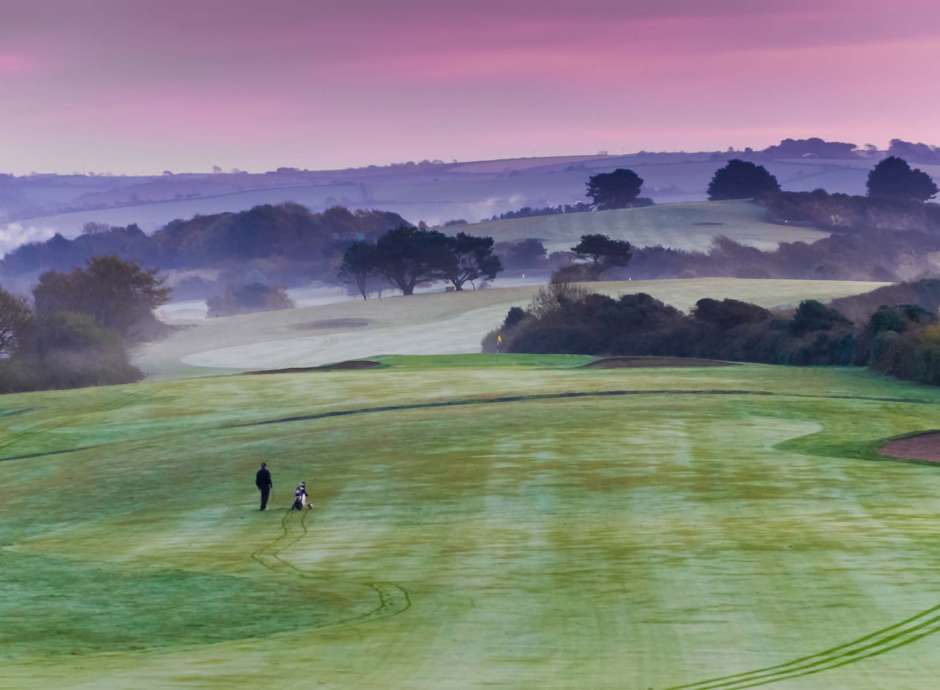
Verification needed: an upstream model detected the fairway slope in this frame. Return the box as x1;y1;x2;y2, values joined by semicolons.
136;278;888;377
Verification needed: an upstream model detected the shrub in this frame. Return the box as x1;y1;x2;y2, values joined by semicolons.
207;283;294;317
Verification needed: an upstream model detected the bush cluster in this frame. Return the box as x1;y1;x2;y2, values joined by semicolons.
487;280;940;385
490;284;857;366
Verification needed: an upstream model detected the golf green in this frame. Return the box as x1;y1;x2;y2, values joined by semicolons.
2;355;940;689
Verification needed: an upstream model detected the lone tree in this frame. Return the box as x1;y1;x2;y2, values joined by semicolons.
707;159;781;200
867;156;938;202
442;233;502;290
373;226;454;295
572;234;634;280
338;240;379;300
586;169;644;209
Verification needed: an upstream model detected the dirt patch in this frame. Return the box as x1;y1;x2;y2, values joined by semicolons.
583;356;732;369
245;360;382;376
691;221;725;226
880;431;940;463
290;318;372;331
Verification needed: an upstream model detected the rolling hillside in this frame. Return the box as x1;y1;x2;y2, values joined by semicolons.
455;200;829;253
3;153;914;254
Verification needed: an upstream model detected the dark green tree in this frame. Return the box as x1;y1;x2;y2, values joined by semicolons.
586;169;644;209
33;256;170;339
338;240;379;300
572;234;634;280
373;226;454;295
707;159;781;200
443;233;502;290
0;288;32;357
867;156;938;202
790;300;850;336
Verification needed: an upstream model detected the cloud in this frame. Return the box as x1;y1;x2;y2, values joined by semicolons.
0;223;57;257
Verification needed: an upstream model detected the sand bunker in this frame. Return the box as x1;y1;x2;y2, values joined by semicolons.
246;360;382;375
584;356;731;369
880;431;940;463
290;318;372;331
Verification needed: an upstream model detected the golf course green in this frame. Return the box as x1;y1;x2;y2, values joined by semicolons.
3;355;940;689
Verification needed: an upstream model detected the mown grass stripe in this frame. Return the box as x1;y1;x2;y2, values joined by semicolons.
663;604;940;689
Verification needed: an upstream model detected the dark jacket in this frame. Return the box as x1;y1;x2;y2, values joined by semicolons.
255;467;272;489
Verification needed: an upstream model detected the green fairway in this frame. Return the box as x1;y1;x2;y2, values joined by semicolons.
135;278;888;377
3;356;940;689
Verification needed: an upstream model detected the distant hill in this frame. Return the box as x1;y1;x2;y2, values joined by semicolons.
8;140;939;257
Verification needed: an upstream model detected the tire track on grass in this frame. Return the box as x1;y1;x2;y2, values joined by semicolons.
661;602;940;689
250;508;411;632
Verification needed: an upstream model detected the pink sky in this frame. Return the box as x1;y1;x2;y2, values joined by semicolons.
2;0;940;174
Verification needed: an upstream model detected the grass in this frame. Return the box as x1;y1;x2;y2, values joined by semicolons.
3;356;940;688
135;277;888;378
456;200;829;252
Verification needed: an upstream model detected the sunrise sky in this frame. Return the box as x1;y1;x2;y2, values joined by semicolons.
3;0;940;174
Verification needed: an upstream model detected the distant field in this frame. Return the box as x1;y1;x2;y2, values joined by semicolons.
136;278;888;377
4;357;940;688
449;154;610;174
458;200;829;253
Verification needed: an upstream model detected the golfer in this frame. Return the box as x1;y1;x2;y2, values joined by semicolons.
255;462;273;511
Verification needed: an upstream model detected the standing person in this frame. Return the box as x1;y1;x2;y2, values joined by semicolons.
255;462;273;511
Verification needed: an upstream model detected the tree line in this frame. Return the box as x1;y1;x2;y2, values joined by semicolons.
586;154;938;208
484;279;940;387
0;257;169;392
338;226;502;298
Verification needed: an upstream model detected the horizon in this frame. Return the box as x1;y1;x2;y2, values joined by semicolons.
1;139;914;178
4;0;940;175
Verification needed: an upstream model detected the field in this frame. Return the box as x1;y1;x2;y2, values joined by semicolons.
456;200;828;253
3;356;940;689
136;278;888;378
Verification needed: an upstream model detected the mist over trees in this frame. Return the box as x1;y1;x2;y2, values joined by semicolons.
33;256;170;339
0;256;170;392
206;283;294;317
707;160;781;200
1;204;407;281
